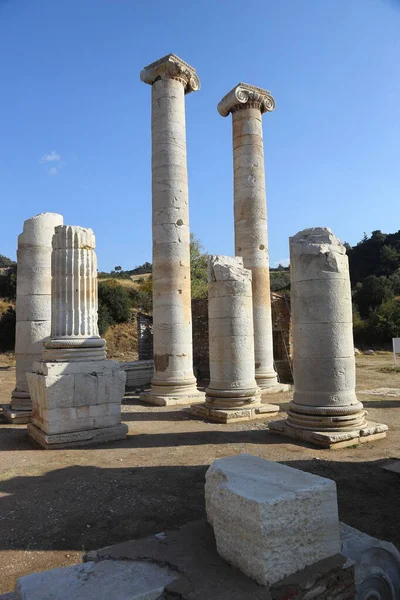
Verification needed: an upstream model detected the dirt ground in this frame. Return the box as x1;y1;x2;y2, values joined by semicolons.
0;353;400;593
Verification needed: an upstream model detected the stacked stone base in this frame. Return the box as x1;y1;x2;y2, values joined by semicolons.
27;359;127;449
27;422;128;449
3;406;32;424
191;402;279;423
140;389;205;406
269;420;388;449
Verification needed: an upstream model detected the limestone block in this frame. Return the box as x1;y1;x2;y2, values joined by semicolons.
15;558;178;599
27;372;75;409
32;359;120;376
205;454;341;586
27;361;126;436
340;522;400;599
16;267;52;297
120;360;154;390
27;422;128;449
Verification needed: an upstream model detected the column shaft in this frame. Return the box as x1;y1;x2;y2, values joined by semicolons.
140;54;204;404
11;213;63;411
206;255;260;408
232;106;277;389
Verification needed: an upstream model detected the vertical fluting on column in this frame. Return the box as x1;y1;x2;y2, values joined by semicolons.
44;225;105;361
140;54;203;401
287;228;366;431
205;255;261;409
218;84;278;390
10;213;63;412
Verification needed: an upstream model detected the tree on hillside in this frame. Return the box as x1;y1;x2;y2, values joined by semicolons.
190;233;208;299
0;254;16;268
98;280;131;335
354;275;393;318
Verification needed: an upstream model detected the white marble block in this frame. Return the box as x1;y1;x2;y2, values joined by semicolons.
205;454;341;586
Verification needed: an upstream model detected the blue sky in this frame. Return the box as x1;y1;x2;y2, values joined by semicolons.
1;0;399;270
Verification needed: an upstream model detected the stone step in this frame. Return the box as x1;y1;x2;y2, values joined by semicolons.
10;559;178;600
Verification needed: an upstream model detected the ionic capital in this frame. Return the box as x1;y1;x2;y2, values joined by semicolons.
218;83;275;117
140;53;200;94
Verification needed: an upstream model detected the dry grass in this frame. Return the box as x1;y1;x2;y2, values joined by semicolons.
0;299;14;315
104;320;138;362
99;277;140;290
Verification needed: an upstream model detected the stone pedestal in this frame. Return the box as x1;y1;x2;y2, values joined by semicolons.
269;228;388;448
139;54;204;407
4;212;63;424
191;256;278;423
27;225;127;449
218;84;284;393
206;454;341;587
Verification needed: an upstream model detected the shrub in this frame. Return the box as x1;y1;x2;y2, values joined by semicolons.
98;280;131;335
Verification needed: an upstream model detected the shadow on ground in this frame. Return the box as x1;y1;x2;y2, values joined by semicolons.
1;457;400;554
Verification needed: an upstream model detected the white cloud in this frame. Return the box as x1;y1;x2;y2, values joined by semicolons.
48;167;58;176
41;151;61;163
273;258;290;268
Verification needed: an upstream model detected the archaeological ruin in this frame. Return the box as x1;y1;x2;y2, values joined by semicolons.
26;225;127;449
269;227;388;448
4;212;64;424
139;53;204;407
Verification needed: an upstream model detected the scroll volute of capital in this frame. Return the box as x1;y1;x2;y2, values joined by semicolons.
218;83;275;117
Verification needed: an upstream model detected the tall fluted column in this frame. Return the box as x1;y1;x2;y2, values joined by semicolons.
191;256;278;423
218;83;284;392
269;228;388;448
27;224;127;449
44;225;105;361
4;212;63;424
140;54;204;406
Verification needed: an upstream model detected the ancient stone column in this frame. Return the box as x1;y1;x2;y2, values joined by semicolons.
218;83;287;393
4;212;63;424
191;256;278;423
140;54;204;406
43;225;106;361
269;228;388;448
27;225;127;449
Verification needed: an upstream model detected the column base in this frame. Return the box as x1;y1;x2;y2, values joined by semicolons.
3;406;32;424
268;419;388;449
191;402;279;424
27;422;128;449
140;389;205;406
260;383;291;395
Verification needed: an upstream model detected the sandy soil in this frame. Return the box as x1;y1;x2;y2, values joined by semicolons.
0;353;399;593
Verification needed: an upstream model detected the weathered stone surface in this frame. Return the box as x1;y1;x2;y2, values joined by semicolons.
141;54;203;405
120;360;154;390
15;559;178;599
192;256;265;422
191;402;278;423
27;422;128;449
27;225;127;448
6;212;63;423
340;522;400;599
269;419;388;449
205;454;341;586
218;84;280;391
270;227;387;447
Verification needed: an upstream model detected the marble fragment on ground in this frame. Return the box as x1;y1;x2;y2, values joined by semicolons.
27;225;127;449
191;255;278;423
13;560;178;600
4;212;63;424
205;454;341;586
139;54;204;407
218;83;288;393
269;227;388;448
340;522;400;599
